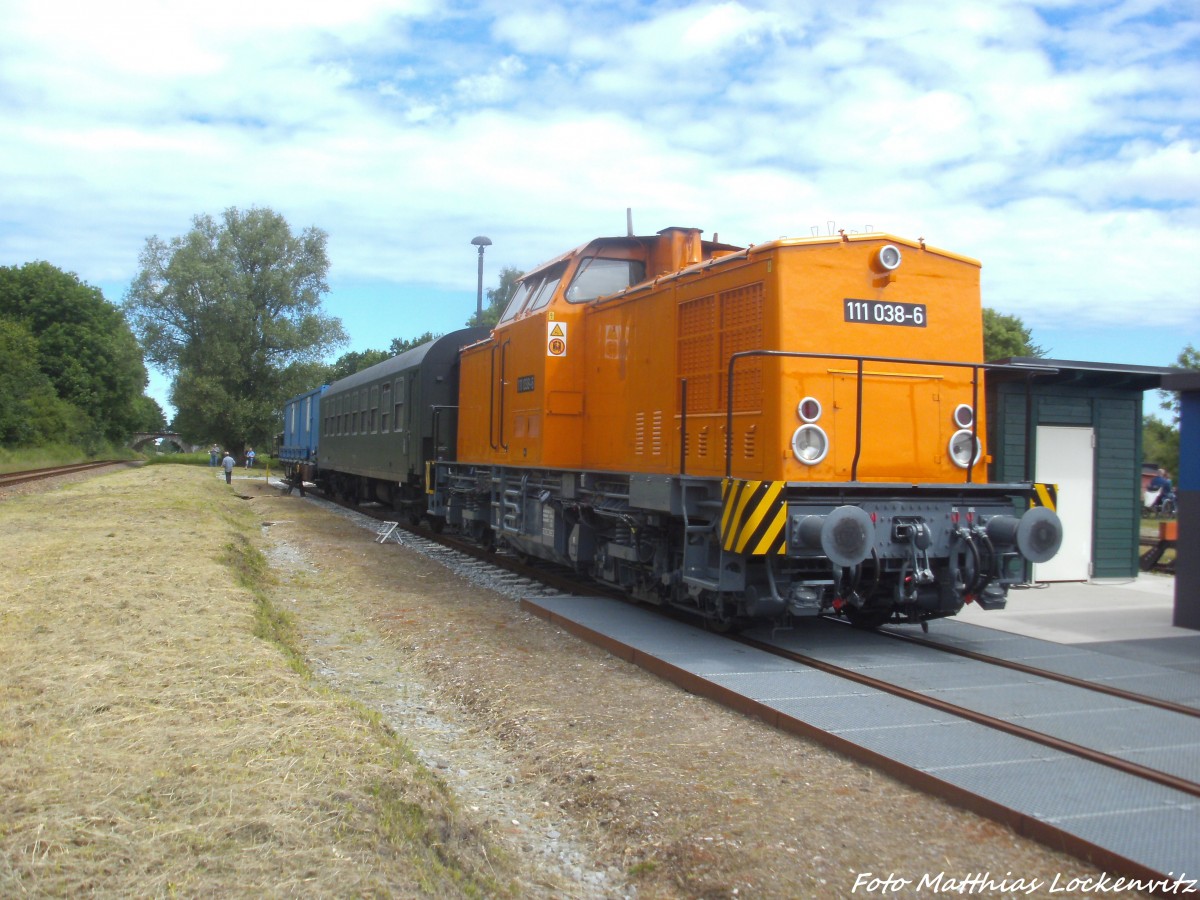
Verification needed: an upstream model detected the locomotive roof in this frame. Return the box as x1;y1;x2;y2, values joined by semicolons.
518;228;742;279
517;229;978;284
710;233;980;268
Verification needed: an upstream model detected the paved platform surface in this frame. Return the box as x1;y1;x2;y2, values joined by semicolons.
953;574;1200;675
524;589;1200;881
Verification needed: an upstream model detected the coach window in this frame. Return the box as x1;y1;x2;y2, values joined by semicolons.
565;257;646;303
395;377;405;432
370;385;379;433
381;383;391;432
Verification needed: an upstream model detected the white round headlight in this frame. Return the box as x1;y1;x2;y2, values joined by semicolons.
875;244;902;271
948;429;982;468
797;397;822;422
954;403;974;428
791;424;829;465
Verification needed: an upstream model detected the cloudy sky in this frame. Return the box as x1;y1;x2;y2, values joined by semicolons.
1;0;1197;414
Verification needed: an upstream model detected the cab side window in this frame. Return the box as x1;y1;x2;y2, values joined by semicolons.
499;262;568;321
527;270;563;312
499;281;534;323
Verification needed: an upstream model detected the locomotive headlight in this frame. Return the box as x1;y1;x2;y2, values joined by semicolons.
948;429;982;468
953;403;974;428
797;397;822;422
791;424;829;465
873;244;902;272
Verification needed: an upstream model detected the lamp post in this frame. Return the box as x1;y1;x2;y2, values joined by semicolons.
471;235;492;321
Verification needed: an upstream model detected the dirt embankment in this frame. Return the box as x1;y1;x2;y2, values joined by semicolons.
1;466;1135;898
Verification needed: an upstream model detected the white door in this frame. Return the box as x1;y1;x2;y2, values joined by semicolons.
1034;425;1094;582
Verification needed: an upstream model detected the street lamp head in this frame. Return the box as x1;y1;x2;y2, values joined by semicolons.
471;235;492;248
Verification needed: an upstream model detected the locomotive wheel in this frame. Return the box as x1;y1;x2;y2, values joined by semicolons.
468;520;494;551
844;604;892;630
698;591;738;633
703;616;737;634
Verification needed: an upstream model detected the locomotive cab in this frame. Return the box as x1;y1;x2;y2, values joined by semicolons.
457;228;739;472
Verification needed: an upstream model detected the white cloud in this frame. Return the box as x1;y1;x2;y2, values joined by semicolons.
0;0;1195;375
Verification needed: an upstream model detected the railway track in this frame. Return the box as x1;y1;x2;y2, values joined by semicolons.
736;630;1200;800
875;624;1200;719
522;593;1200;886
0;460;125;490
290;482;1200;883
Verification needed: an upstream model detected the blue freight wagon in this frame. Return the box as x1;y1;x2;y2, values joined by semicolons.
280;385;326;494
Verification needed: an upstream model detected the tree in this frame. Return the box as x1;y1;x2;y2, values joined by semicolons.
1159;343;1198;424
982;308;1045;362
390;331;438;355
129;395;168;433
467;266;523;329
0;261;149;448
0;317;83;447
123;206;347;452
1142;414;1179;480
326;348;392;381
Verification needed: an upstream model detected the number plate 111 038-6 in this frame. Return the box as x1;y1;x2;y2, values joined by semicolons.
844;299;927;327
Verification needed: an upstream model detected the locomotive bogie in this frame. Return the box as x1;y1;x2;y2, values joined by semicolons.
429;459;1052;626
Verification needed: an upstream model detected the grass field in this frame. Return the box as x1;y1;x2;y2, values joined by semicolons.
0;466;514;896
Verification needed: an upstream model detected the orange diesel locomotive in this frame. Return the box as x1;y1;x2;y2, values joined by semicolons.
430;226;1062;628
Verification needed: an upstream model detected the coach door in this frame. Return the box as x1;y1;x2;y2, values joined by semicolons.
1033;425;1095;582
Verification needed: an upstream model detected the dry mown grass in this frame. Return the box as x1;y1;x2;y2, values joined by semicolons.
0;466;513;897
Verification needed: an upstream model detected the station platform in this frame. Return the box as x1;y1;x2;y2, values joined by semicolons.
954;575;1200;675
521;582;1200;882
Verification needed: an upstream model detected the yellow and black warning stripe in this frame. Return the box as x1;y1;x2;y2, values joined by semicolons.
720;478;787;556
1030;482;1057;511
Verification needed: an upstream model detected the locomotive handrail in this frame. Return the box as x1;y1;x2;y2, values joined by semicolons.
723;351;1059;480
430;404;459;462
489;346;498;451
500;340;510;451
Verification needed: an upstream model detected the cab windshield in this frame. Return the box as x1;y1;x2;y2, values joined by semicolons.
564;257;646;303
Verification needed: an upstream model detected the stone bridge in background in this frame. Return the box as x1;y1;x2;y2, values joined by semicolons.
130;432;197;453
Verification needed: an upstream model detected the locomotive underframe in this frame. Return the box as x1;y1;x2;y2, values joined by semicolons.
430;463;1040;627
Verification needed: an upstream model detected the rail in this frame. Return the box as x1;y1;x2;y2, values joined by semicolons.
0;460;124;489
